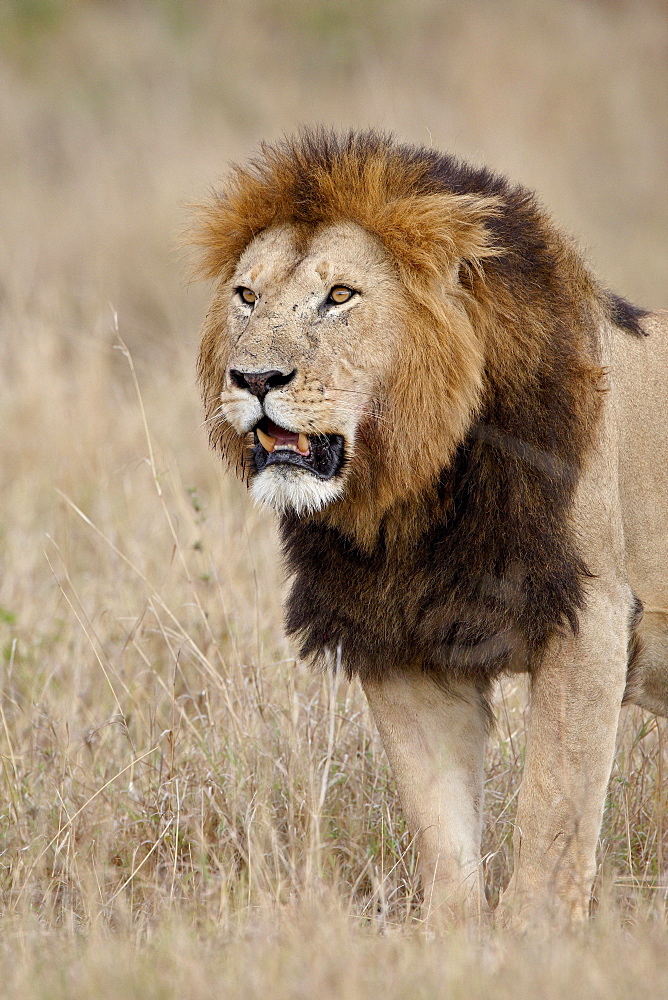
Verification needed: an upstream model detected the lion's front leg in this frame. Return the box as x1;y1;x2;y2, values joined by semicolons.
362;670;489;925
499;585;631;924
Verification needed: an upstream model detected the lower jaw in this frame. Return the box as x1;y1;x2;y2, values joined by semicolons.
250;464;345;517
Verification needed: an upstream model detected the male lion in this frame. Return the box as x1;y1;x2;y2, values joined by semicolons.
193;129;667;923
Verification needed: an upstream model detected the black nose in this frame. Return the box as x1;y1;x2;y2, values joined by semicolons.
229;368;296;402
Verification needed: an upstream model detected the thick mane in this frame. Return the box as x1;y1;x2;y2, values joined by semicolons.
195;128;640;684
192;128;502;284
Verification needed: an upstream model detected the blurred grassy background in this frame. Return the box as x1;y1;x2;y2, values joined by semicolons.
0;2;666;997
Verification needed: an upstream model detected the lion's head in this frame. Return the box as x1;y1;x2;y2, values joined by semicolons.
193;131;517;541
194;129;602;549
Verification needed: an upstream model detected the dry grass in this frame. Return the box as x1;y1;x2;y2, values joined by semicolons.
0;2;666;996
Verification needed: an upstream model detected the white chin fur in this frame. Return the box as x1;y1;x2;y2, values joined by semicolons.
250;465;344;516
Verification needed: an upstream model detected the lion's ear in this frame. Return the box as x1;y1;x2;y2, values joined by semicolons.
372;192;502;286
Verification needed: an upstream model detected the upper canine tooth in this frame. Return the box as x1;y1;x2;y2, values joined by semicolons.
257;427;277;452
297;433;310;454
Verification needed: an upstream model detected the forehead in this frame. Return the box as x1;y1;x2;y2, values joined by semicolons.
235;221;392;284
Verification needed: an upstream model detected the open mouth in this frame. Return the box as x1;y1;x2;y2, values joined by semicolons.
252;417;345;480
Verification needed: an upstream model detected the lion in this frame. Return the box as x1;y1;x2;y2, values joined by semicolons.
192;129;668;924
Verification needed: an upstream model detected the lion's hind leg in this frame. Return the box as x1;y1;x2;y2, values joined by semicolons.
625;607;668;718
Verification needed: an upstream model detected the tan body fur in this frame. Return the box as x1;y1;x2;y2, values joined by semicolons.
367;311;668;923
194;131;668;925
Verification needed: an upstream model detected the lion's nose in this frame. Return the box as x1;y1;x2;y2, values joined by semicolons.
229;368;296;402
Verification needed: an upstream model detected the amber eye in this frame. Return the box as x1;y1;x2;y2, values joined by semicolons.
327;285;355;305
237;286;257;306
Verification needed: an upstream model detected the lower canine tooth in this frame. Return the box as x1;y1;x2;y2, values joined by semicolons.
257;427;276;452
297;433;309;454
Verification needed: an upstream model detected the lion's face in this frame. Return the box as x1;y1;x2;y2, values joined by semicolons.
212;221;409;516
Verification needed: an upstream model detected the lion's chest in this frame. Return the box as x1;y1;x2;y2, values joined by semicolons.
280;518;535;684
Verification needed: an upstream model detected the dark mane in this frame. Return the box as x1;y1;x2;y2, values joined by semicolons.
606;292;648;337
